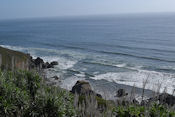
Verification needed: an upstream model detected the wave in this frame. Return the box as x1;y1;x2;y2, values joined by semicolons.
68;69;95;77
44;43;175;63
2;44;175;72
111;44;175;54
100;42;175;53
82;61;120;68
15;41;175;63
67;69;81;74
114;63;128;68
3;44;174;63
97;50;175;63
41;42;87;51
82;61;138;72
141;66;175;73
83;61;175;74
43;43;175;63
42;56;77;70
91;70;175;94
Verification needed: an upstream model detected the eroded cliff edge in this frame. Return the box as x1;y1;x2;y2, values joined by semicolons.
0;46;30;70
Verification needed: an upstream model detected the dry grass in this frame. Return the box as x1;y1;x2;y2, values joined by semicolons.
130;84;136;103
73;91;116;117
141;74;149;101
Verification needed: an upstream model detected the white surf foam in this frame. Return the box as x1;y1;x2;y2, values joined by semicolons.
0;45;23;50
42;56;77;70
91;70;175;94
115;63;127;68
60;75;85;90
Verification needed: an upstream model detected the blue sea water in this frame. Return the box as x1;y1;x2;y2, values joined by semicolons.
1;13;175;98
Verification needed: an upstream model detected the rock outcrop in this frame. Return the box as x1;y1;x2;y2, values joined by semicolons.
30;57;58;70
71;80;102;98
52;76;60;80
149;93;175;106
115;89;128;97
50;61;58;66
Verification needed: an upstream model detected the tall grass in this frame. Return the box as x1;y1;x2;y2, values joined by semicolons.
141;75;149;101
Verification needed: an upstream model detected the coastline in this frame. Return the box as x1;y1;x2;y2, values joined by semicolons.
0;45;154;100
1;45;175;115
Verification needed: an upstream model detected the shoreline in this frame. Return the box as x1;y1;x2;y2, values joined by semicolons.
0;45;173;101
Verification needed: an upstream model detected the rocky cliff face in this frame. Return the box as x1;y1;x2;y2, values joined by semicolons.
0;46;30;70
0;46;59;71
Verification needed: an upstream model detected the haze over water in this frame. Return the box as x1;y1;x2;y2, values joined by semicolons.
1;13;175;98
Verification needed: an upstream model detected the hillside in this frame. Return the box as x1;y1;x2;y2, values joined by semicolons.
0;46;30;70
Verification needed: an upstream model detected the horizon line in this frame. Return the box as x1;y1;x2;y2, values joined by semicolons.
1;11;175;21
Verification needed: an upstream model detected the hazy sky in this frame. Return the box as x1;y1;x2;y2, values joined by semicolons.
1;0;175;19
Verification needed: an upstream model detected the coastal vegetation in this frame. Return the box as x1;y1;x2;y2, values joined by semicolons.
0;70;76;117
0;69;175;117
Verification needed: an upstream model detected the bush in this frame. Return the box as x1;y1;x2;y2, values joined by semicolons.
113;103;175;117
1;70;175;117
0;70;76;117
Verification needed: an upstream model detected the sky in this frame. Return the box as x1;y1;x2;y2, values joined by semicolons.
1;0;175;20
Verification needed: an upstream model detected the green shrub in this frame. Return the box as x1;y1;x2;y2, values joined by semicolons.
149;103;175;117
113;103;175;117
0;70;76;117
1;70;175;117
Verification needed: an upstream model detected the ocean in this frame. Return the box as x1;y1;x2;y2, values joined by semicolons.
1;13;175;99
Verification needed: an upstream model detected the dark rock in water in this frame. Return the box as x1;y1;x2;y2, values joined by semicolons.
42;62;50;69
141;100;148;106
52;76;60;80
71;80;92;94
96;93;102;98
158;93;175;106
50;61;58;66
148;93;175;106
132;99;139;105
71;80;102;98
34;57;44;66
29;56;58;70
29;57;46;69
46;61;58;68
116;89;128;97
47;64;54;68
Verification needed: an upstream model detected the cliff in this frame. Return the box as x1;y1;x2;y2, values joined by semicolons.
0;46;30;70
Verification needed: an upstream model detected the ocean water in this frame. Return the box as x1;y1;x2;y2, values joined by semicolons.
1;13;175;98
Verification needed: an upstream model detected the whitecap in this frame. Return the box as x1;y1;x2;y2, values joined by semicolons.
42;56;77;70
60;76;85;90
91;70;175;94
115;63;127;68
